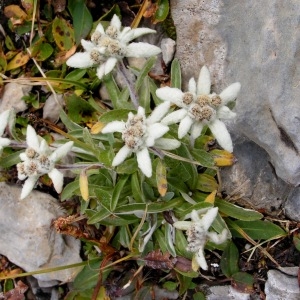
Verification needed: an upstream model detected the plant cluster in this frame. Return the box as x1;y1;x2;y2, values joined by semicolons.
0;1;297;299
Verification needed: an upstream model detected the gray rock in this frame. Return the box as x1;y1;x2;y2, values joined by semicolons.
285;187;300;221
0;82;31;113
206;285;250;300
161;38;176;66
171;0;300;219
0;182;82;287
265;268;300;300
220;133;291;214
171;0;300;187
43;94;64;123
171;0;226;88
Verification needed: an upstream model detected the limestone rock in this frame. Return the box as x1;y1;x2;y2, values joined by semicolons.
220;133;291;214
161;38;176;66
0;182;82;287
206;285;250;300
265;268;300;300
285;187;300;221
43;94;64;123
0;82;31;113
171;0;300;186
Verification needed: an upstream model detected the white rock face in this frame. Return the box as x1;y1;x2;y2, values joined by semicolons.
0;183;82;287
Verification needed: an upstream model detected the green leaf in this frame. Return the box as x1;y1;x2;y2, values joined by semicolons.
6;51;30;71
68;0;93;45
0;51;7;72
99;109;131;124
196;173;218;192
102;73;121;108
177;273;193;295
193;292;206;300
175;230;193;259
227;219;287;240
170;58;181;89
61;180;80;201
86;208;111;224
135;56;157;90
115;197;183;214
110;175;129;211
138;76;151;112
0;150;22;168
52;16;75;51
60;110;82;131
65;93;95;123
116;157;138;174
215;198;263;221
64;289;93;300
165;223;177;257
163;281;177;291
65;69;87;81
117;225;131;248
82;127;96;151
191;148;215;168
131;172;145;203
220;241;240;278
293;233;300;252
177;202;213;219
40;76;88;90
30;38;53;62
168;177;189;193
5;35;15;50
98;148;114;166
231;272;255;293
154;229;168;253
93;187;112;209
73;259;101;290
168;162;191;183
149;78;163;105
176;144;198;190
153;0;170;23
94;214;138;226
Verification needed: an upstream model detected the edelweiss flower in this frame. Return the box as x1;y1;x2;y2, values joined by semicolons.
67;14;161;79
0;110;11;154
156;66;241;152
102;102;180;177
17;125;73;199
173;208;228;271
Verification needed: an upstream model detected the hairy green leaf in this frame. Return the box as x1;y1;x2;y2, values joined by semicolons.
215;198;263;221
228;219;287;240
68;0;93;45
170;58;181;88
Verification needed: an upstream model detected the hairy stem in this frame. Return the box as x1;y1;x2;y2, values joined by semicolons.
118;60;139;109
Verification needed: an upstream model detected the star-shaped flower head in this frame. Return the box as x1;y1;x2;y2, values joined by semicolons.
156;66;241;152
67;14;161;79
17;125;74;199
102;101;180;177
0;109;11;154
173;208;228;271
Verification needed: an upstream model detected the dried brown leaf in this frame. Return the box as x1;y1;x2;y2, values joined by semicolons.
144;250;176;270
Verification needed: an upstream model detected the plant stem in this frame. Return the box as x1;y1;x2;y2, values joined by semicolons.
118;60;139;109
